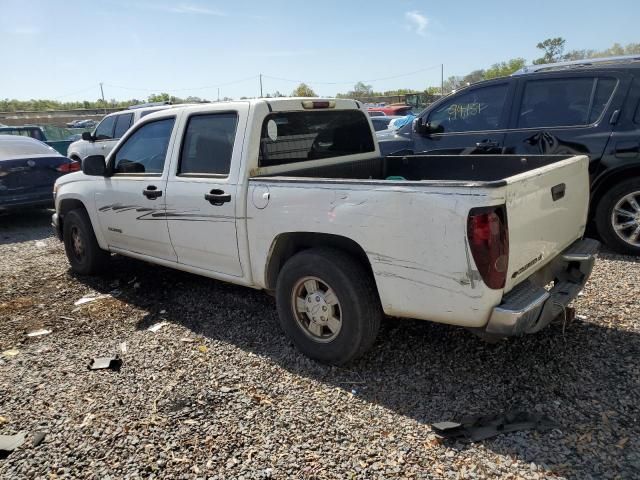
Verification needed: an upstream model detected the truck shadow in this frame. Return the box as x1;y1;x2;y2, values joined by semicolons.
74;254;639;478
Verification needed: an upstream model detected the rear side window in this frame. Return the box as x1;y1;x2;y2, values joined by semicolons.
179;113;238;176
95;115;116;140
113;118;175;174
518;77;617;128
113;113;133;139
428;83;508;133
258;110;375;167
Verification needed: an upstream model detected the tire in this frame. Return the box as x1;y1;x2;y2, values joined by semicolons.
63;208;110;275
275;248;382;365
595;178;640;256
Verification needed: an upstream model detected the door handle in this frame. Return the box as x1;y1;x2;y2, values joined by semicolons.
475;140;499;148
142;185;162;200
204;189;231;205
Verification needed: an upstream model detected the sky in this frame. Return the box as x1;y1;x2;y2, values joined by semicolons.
1;0;639;102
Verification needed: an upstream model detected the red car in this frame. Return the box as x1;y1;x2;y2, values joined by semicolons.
367;104;413;116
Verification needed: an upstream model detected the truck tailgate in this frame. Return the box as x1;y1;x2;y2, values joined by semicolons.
503;155;589;292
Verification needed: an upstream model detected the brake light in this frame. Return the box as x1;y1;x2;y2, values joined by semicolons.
467;206;509;289
301;100;335;109
56;160;81;173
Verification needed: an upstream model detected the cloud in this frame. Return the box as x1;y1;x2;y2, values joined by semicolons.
405;11;428;36
8;26;39;35
166;3;226;15
138;3;227;16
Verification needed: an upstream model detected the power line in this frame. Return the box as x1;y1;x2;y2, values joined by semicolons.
52;85;100;100
262;64;441;86
103;75;258;94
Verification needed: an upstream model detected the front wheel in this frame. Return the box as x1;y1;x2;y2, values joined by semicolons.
63;208;110;275
275;248;382;365
595;178;640;256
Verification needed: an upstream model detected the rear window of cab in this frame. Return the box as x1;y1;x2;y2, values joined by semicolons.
258;110;374;167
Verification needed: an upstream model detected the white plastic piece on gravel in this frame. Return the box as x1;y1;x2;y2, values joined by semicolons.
74;294;110;306
26;329;52;337
576;314;588;320
119;342;128;354
2;349;20;357
147;322;168;333
35;241;46;248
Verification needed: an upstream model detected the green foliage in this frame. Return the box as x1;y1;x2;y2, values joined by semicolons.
563;42;640;61
533;37;567;65
291;83;317;97
484;58;526;79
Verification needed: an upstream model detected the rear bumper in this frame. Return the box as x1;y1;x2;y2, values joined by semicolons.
485;238;599;336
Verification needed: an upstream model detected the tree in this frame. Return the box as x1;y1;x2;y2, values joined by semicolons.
147;93;171;103
351;81;373;97
533;37;566;65
291;83;317;97
484;58;526;79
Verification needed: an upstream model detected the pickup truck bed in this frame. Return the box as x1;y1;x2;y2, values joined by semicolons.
249;153;591;329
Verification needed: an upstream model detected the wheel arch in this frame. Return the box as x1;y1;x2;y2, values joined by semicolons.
58;197;108;250
264;232;376;292
590;163;640;215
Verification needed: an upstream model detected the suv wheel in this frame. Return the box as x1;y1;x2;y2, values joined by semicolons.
275;248;382;365
595;178;640;255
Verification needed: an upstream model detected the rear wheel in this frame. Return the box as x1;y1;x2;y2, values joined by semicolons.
595;178;640;255
63;208;110;274
275;248;382;365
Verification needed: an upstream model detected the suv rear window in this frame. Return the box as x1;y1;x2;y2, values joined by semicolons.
517;77;617;128
258;110;374;167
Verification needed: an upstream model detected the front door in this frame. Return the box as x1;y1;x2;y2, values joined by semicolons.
165;110;245;276
503;73;628;170
413;81;513;155
94;116;177;261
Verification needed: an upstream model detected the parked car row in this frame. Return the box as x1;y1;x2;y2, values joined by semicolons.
377;55;640;255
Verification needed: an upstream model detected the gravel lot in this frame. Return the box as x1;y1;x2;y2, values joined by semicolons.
1;209;639;479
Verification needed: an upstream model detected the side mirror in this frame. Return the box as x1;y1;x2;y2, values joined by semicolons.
81;131;94;142
82;155;107;176
413;117;431;135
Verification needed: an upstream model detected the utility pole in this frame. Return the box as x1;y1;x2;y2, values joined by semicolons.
259;74;263;98
99;82;106;114
217;88;220;102
440;64;444;96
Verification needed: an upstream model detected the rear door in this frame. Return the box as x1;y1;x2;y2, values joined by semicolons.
164;107;248;276
502;155;590;292
504;72;630;175
412;80;514;154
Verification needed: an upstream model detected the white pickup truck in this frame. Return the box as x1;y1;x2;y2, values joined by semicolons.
53;98;599;364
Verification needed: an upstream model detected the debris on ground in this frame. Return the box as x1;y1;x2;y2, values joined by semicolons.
35;241;46;248
1;349;19;357
147;322;168;333
87;356;122;371
0;433;25;458
73;294;110;306
432;411;556;442
26;329;51;338
31;432;46;448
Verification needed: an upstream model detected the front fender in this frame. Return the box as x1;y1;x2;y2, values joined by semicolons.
56;191;107;250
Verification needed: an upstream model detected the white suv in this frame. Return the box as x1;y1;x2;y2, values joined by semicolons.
66;103;179;161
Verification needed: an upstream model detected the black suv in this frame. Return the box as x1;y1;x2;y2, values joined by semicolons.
378;56;640;255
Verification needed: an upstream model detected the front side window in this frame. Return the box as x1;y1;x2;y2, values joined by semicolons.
113;113;133;139
428;84;508;133
112;118;175;174
179;113;238;176
94;115;116;140
517;77;616;128
259;110;375;167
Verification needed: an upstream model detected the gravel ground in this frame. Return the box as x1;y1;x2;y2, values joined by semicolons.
1;209;639;479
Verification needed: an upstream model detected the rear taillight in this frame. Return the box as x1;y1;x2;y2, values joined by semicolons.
56;160;81;173
467;206;509;289
301;100;336;109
